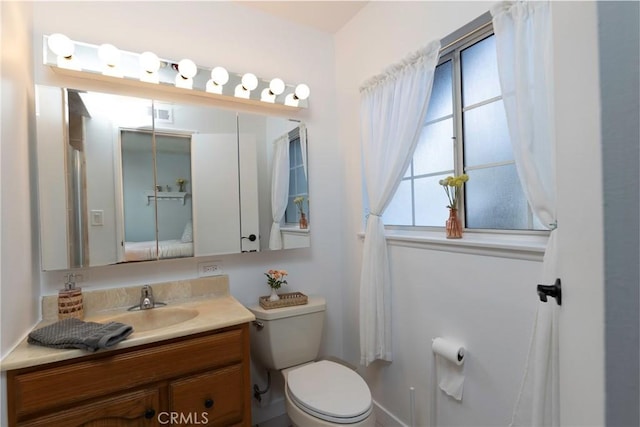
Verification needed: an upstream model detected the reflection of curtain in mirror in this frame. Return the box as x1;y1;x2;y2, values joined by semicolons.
299;123;308;180
269;135;290;249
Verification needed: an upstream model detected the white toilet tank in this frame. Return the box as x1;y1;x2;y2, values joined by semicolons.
248;296;325;370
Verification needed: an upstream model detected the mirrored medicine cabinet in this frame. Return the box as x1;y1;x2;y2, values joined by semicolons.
35;85;310;271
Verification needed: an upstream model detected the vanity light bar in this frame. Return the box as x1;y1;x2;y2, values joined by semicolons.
42;34;309;109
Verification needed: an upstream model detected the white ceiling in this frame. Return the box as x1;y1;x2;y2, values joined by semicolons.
236;1;368;34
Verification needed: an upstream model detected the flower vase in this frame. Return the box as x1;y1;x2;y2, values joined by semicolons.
299;212;308;229
178;183;184;192
446;208;463;239
269;288;280;301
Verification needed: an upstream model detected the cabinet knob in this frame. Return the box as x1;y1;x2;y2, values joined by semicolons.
144;408;156;419
204;398;214;409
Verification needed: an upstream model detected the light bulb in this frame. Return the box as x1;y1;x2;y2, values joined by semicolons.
269;78;285;96
178;59;197;79
241;73;258;91
140;51;160;73
47;33;74;58
210;67;229;86
234;84;250;99
294;83;310;100
284;93;299;107
176;75;193;89
98;43;120;67
261;88;276;103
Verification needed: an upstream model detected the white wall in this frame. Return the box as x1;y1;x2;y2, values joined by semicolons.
335;1;605;426
0;2;40;425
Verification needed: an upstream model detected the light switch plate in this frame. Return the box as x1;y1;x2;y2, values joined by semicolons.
90;210;104;226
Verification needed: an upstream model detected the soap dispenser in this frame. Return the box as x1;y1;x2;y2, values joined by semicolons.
58;273;84;320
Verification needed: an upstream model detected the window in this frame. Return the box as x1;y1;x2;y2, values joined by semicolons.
384;28;543;231
285;130;308;224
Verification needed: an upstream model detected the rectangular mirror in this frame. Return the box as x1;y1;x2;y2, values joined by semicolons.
35;85;310;271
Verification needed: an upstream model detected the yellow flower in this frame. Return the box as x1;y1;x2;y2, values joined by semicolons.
294;196;305;213
439;174;470;209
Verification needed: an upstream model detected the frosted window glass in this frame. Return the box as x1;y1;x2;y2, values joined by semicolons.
425;60;453;122
465;164;529;229
289;140;301;165
289;168;296;195
463;100;512;167
295;166;307;194
286;196;297;222
383;180;412;226
413;118;455;176
414;174;451;226
461;35;501;107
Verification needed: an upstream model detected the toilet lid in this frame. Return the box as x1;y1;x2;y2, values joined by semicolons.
287;360;372;424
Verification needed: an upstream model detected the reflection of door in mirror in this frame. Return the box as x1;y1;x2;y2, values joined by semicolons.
117;130;193;262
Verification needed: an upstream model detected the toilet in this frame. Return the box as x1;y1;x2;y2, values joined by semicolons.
248;296;375;427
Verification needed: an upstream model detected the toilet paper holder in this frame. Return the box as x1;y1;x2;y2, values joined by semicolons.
537;278;562;306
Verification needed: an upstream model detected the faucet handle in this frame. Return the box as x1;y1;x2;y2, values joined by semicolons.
140;285;155;309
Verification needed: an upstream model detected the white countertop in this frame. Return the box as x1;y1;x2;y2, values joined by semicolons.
1;276;255;371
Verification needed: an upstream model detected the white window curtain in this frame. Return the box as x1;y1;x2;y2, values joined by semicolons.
269;135;290;250
491;2;559;426
359;40;440;366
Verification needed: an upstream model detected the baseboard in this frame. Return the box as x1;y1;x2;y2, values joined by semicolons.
373;399;409;427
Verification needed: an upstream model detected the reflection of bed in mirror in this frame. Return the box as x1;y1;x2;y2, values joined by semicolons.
123;239;194;262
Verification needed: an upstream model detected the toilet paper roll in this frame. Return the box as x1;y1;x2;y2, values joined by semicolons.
432;337;465;365
432;337;465;401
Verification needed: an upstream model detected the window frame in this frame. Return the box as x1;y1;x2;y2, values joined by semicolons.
385;21;545;236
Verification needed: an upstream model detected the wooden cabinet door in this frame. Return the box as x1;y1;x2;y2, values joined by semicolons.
169;364;245;426
18;387;160;427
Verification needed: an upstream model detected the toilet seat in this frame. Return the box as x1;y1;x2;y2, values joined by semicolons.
286;360;373;424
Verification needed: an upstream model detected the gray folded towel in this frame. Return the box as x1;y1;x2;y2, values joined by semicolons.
28;318;134;352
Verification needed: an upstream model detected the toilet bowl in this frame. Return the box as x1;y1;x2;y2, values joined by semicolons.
283;360;374;427
248;297;375;426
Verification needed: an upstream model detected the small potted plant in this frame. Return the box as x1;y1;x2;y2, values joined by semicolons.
264;269;288;301
294;196;308;229
176;178;188;192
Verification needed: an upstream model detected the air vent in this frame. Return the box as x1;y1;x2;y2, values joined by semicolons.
147;103;173;124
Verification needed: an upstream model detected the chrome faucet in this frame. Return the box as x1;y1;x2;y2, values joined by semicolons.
139;285;155;310
127;285;167;311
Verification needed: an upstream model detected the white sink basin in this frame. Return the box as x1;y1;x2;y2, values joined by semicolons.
95;307;199;332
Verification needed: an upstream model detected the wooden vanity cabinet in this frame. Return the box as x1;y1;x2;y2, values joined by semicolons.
7;324;251;427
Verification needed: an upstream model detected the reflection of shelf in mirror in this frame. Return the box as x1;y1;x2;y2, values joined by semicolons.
144;191;189;205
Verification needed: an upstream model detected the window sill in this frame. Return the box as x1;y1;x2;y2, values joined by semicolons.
358;229;548;261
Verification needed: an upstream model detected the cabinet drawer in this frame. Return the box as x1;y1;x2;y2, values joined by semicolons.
170;364;244;427
18;387;160;427
10;327;244;418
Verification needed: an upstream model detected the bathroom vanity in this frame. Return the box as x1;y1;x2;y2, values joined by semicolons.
2;277;254;426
